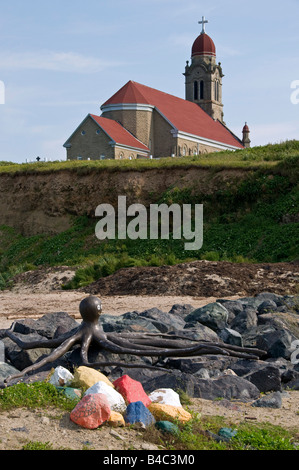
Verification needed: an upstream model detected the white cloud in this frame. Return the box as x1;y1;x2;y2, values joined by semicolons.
0;51;122;73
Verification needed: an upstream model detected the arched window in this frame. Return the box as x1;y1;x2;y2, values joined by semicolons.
193;81;198;100
200;81;204;100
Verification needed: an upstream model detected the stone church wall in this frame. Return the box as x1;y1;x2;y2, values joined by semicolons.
66;118;115;160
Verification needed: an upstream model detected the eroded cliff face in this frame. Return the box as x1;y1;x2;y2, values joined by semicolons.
0;167;248;236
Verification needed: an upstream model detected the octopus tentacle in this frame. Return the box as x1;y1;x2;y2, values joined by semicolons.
5;323;80;350
4;331;82;383
93;331;231;357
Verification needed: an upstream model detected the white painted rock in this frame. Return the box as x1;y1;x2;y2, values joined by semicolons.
85;380;127;413
49;366;74;387
148;388;182;407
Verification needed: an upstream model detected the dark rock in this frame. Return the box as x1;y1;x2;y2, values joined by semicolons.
12;312;79;339
243;364;282;393
256;329;295;359
0;362;20;382
281;368;299;384
218;327;243;347
180;324;219;342
138;307;186;332
168;304;195;318
284;379;299;390
282;295;299;312
257;300;278;315
142;371;198;397
3;332;52;370
108;367;166;384
193;375;260;401
164;356;239;375
252;391;282;408
100;312;161;334
255;292;285;307
216;299;244;321
184;302;229;331
230;307;258;334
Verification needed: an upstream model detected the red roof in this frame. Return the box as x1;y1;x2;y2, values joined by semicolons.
102;81;243;149
89;114;150;152
192;33;216;57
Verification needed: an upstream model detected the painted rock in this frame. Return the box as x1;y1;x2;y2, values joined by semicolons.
155;420;180;436
108;411;126;427
49;366;74;387
70;393;111;429
148;403;192;423
72;366;114;389
113;375;151;407
124;401;155;427
148;388;182;407
85;380;126;413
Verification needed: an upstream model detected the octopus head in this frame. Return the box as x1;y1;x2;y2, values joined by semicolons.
79;295;102;323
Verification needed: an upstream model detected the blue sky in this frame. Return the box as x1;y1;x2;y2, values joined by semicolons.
0;0;298;163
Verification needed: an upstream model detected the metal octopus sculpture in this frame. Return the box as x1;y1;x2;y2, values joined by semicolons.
4;295;265;383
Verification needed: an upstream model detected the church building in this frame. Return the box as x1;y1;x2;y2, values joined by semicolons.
64;18;250;160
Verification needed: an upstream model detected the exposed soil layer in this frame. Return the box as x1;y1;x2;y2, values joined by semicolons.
83;260;299;297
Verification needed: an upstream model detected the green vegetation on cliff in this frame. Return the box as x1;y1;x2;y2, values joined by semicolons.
0;140;298;289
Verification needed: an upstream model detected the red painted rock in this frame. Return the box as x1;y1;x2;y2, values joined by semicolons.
113;375;151;407
70;393;111;429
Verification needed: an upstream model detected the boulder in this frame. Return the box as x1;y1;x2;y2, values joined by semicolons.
124;401;155;427
148;388;182;407
3;332;53;371
155;420;180;436
113;374;151;407
193;375;260;401
256;329;294;359
243;364;282;393
230;308;258;334
49;366;74;387
70;393;111;429
148;403;192;423
11;312;79;339
184;302;229;331
0;362;20;383
108;411;125;427
84;380;126;413
138;307;186;333
142;371;198;397
72;366;114;389
218;327;243;347
181;324;220;342
252;391;282;409
216;299;244;322
168;304;195;318
100;312;161;334
257;300;278;315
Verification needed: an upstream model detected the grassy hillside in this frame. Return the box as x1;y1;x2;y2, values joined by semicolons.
0;140;298;290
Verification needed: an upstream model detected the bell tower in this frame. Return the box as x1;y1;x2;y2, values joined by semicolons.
184;17;224;123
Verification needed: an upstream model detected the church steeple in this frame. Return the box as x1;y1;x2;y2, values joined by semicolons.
184;18;224;123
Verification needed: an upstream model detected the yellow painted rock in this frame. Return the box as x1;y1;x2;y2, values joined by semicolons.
148;403;192;423
108;411;126;427
72;366;114;389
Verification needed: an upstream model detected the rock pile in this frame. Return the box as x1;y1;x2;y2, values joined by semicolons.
0;292;299;404
54;365;192;431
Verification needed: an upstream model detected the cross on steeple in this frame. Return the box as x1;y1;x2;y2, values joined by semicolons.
198;16;208;34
